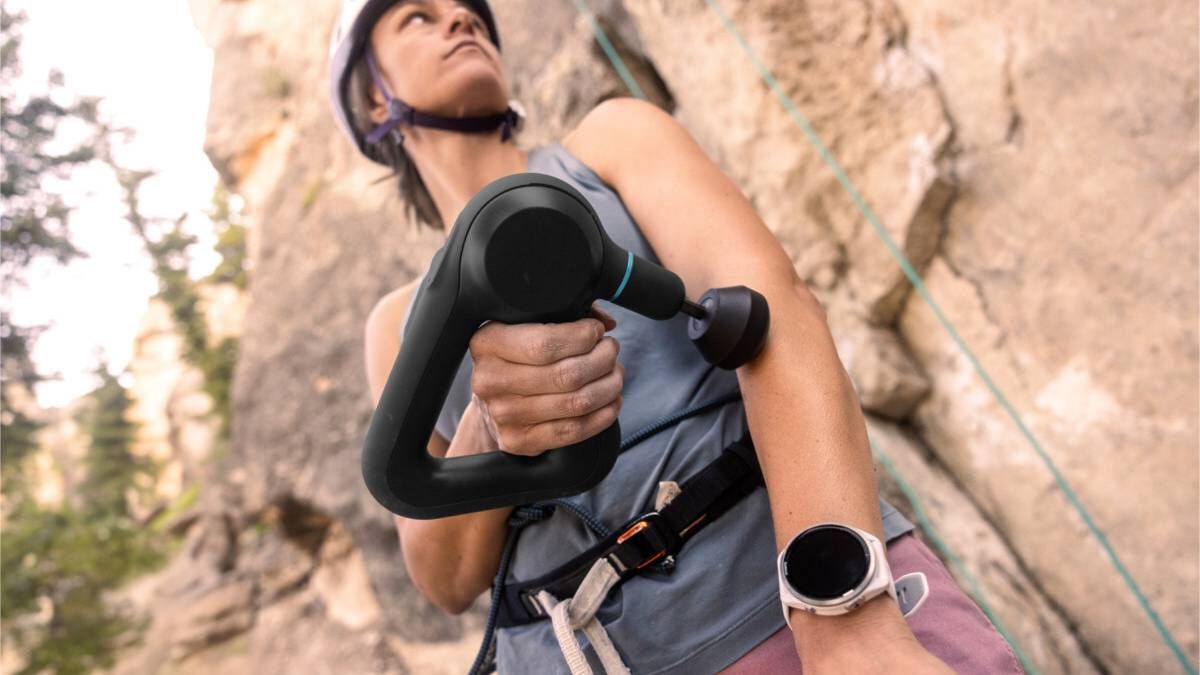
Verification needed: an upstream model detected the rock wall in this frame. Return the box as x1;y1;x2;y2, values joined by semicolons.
117;0;1197;672
126;283;247;513
15;282;240;519
621;1;1197;671
894;2;1199;670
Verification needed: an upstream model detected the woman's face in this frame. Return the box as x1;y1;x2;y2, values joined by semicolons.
367;0;508;126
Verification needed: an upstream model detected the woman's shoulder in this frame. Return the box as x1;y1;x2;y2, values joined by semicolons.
394;274;427;324
558;98;643;189
364;276;426;403
561;97;674;189
396;274;423;307
366;275;424;338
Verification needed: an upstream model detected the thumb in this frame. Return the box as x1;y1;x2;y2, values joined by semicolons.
590;302;617;332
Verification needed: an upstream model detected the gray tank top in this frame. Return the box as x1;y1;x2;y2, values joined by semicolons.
399;141;916;674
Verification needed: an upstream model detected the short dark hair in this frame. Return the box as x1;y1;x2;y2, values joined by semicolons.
347;52;442;232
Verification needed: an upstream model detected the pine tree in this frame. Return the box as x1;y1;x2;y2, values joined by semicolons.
76;361;151;518
1;8;165;673
1;6;251;669
2;361;164;675
0;6;102;292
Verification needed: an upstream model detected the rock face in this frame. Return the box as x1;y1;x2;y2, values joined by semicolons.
621;1;1197;671
890;2;1199;671
112;0;1196;673
126;284;246;514
110;501;426;675
17;281;241;518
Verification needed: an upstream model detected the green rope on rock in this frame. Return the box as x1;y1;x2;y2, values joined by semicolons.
870;436;1038;674
570;1;1197;672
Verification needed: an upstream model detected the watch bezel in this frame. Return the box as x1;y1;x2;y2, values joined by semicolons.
780;522;876;608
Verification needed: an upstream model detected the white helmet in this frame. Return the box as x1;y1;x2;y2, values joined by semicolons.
328;0;522;166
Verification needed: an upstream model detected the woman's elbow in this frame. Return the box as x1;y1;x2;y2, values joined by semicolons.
791;275;828;320
440;591;476;616
424;577;479;617
396;518;478;616
433;564;487;615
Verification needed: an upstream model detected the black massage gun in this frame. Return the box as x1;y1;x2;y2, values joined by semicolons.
363;173;768;519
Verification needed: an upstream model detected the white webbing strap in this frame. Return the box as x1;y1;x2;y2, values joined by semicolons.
536;558;631;675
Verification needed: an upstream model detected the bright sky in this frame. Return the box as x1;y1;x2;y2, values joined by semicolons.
4;0;219;410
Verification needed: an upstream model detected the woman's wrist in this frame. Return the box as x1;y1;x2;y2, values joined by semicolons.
444;395;501;457
789;592;922;670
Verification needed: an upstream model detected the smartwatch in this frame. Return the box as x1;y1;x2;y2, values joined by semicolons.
776;522;929;628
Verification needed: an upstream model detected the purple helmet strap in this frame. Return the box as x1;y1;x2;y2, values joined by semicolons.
364;48;518;145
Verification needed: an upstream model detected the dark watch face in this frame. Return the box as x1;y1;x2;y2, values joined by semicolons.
783;525;870;600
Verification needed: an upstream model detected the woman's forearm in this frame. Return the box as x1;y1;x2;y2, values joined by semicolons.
735;277;922;665
398;398;514;614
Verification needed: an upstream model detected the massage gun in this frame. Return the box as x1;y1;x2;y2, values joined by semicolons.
362;173;768;519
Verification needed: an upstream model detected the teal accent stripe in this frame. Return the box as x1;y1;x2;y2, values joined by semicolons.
571;1;1196;672
611;251;633;301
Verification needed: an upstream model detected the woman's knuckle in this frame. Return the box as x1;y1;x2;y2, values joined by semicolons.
555;418;580;444
535;333;563;361
554;360;580;391
498;427;522;453
469;330;491;356
488;398;510;423
606;394;622;415
470;369;489;396
592;405;616;432
605;335;620;357
570;390;592;416
562;391;579;417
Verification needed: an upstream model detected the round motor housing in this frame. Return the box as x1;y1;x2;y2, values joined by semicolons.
686;286;770;369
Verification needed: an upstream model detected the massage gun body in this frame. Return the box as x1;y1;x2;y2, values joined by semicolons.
363;173;766;519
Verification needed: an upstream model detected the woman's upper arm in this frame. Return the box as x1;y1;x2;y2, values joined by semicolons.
363;286;452;452
572;97;799;299
364;288;407;408
367;287;452;539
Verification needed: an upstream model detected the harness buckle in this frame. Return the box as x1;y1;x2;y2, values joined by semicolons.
606;511;678;575
521;589;549;617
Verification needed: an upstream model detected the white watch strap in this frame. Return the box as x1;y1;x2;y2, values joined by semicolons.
778;525;931;627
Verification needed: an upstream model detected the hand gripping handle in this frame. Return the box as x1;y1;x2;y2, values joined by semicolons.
362;173;686;519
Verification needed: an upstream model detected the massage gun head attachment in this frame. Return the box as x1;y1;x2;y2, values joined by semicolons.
685;286;770;369
679;299;707;319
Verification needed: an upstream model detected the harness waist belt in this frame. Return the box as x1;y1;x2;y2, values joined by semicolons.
495;427;763;628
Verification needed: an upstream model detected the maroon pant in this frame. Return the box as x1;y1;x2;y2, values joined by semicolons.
718;532;1025;674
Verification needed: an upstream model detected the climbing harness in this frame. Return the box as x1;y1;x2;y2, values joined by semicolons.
501;426;760;630
468;389;753;675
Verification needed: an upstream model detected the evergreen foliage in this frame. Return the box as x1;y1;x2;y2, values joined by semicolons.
0;7;248;671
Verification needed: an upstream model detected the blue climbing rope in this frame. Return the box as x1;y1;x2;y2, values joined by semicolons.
467;502;555;675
